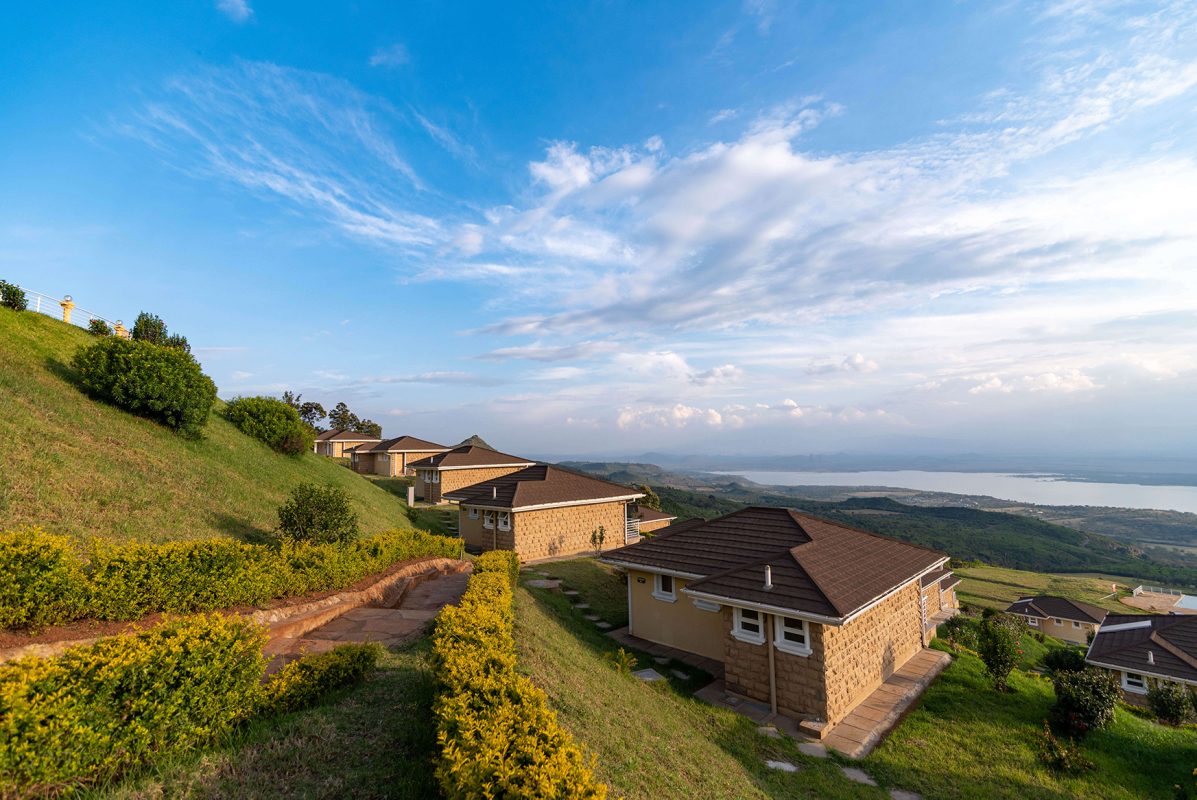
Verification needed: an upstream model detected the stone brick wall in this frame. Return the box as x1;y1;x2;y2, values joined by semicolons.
639;518;673;534
1025;615;1094;645
510;501;628;561
821;580;924;723
722;616;831;721
441;466;529;495
627;570;727;661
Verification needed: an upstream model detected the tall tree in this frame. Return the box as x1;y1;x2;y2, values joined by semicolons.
299;401;327;429
355;418;382;438
327;401;359;431
131;311;190;353
638;484;662;511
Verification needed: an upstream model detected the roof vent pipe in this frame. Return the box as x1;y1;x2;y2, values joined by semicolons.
764;565;773;590
1148;651;1155;665
493;486;497;499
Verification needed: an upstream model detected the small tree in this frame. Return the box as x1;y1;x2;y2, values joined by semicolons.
1050;667;1119;738
1147;680;1193;726
0;281;28;311
299;401;326;429
87;318;113;337
276;483;359;544
590;525;606;557
355;418;382;438
978;616;1019;691
131;311;190;352
327;402;359;431
638;484;662;511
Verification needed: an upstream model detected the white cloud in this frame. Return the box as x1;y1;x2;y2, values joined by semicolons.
709;108;738;125
370;43;410;68
616;403;725;429
230;370;253;381
807;353;880;375
216;0;252;23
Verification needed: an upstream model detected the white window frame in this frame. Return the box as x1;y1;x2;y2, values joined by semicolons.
1027;617;1039;627
774;615;812;657
468;507;479;520
732;607;765;645
431;471;440;484
1072;620;1082;629
1122;671;1147;694
498;511;511;531
1053;618;1063;626
652;573;677;603
483;510;495;529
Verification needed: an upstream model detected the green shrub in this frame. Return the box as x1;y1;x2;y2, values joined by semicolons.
0;528;461;628
0;615;266;794
277;482;360;544
940;615;979;650
0;280;27;311
131;310;190;352
0;528;86;630
430;562;606;799
978;616;1020;691
261;643;383;715
71;337;216;437
1035;719;1093;773
1042;646;1087;675
224;395;315;455
603;647;638;674
87;317;113;336
1051;667;1119;737
1147;680;1193;726
473;549;520;586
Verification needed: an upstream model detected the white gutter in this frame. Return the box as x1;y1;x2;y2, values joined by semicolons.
1084;657;1197;687
599;558;706;581
433;462;537;471
447;494;644;512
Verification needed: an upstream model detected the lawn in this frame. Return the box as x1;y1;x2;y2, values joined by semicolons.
515;580;891;799
0;308;419;544
91;641;439;799
955;564;1137;613
866;644;1197;799
535;556;631;627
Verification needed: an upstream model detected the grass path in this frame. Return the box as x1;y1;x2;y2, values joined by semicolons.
91;641;439;799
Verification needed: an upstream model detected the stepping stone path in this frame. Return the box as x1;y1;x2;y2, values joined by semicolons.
633;668;665;682
798;742;829;759
525;579;561;589
757;726;781;739
584;614;601;621
563;590;580;596
841;767;878;787
596;621;613;630
765;760;799;773
890;790;923;800
653;656;671;665
575;603;591;610
670;669;689;680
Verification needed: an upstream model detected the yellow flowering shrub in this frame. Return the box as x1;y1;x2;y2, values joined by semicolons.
0;615;265;795
431;553;607;799
0;528;461;629
261;642;384;715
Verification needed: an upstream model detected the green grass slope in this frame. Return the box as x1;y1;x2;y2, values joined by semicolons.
0;308;416;543
955;564;1137;613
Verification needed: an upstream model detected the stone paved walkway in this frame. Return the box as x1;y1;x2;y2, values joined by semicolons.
267;569;470;672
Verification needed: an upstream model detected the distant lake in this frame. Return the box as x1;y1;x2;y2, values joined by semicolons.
716;470;1197;514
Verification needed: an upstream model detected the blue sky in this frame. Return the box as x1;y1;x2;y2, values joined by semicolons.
3;1;1196;458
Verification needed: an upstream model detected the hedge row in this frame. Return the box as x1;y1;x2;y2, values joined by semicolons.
0;617;383;796
0;527;462;630
431;551;607;799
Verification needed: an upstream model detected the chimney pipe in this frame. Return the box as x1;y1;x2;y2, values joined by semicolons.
492;486;497;499
1148;651;1155;665
764;565;773;590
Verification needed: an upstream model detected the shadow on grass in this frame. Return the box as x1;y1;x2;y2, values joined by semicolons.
89;641;440;800
211;512;276;545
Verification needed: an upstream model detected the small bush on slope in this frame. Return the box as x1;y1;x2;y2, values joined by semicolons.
0;280;27;311
1146;680;1192;725
1050;667;1119;738
277;482;360;544
224;395;315;455
261;643;384;715
71;336;216;438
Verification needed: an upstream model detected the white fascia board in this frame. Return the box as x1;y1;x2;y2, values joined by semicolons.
436;462;537;471
599;558;705;581
448;495;644;512
1084;658;1197;687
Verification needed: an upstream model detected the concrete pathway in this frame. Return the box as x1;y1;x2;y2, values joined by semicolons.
267;569;470;671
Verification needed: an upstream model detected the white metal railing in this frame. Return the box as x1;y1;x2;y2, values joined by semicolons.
625;518;641;542
15;287;125;335
1133;585;1183;597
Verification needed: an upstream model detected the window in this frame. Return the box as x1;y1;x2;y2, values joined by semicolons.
431;471;440;484
1053;618;1063;626
498;511;511;531
483;510;495;529
1072;620;1082;629
1122;672;1147;694
733;607;765;645
774;615;812;656
652;573;676;602
468;507;478;520
1027;617;1039;627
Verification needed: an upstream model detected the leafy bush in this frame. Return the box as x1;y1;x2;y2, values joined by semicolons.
1147;680;1193;726
0;528;86;630
0;280;27;311
474;549;520;586
131;310;190;352
1042;646;1088;675
0;615;265;794
0;528;461;628
1051;667;1119;737
87;317;112;336
1035;720;1093;773
71;336;216;437
431;556;606;799
262;643;383;715
223;395;315;455
978;616;1021;691
940;615;979;650
277;482;360;544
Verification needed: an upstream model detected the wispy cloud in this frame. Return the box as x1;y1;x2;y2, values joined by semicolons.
216;0;252;23
369;43;410;68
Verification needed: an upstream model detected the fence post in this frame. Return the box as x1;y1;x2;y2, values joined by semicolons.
60;295;75;324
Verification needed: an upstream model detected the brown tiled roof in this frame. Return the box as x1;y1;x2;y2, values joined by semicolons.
358;435;449;454
407;445;535;470
1006;596;1108;625
636;507;677;523
1088;614;1197;683
921;568;953;588
443;465;643;510
315;429;339;441
319;429;381;442
602;506;946;621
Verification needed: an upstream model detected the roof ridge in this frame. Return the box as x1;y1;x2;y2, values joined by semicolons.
1150;630;1197;671
786;508;947;557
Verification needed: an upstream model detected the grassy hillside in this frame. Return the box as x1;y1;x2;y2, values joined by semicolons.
0;308;416;544
954;564;1136;613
